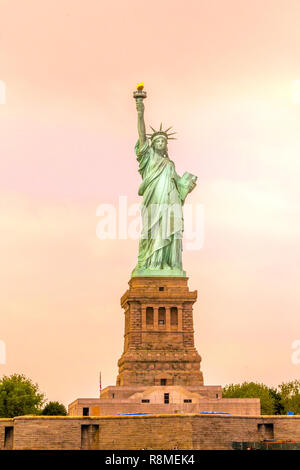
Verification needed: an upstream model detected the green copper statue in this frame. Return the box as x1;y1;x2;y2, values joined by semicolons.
131;84;197;278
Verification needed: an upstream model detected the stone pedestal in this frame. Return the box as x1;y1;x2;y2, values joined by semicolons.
69;276;262;417
117;277;204;387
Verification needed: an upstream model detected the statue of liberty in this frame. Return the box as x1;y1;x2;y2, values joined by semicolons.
132;84;197;278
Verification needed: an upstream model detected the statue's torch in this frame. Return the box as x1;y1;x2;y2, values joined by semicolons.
133;82;147;102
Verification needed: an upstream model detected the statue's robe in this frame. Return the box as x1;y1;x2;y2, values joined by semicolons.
133;140;196;273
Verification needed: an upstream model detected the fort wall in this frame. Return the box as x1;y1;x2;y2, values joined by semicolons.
1;414;299;450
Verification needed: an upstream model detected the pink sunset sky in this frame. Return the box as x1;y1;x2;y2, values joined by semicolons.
0;0;300;406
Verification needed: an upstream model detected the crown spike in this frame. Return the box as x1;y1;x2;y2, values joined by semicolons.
148;124;177;142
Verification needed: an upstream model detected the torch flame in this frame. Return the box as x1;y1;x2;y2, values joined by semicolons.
137;82;144;91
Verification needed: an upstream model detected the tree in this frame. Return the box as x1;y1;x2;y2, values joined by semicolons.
0;374;45;418
42;401;67;416
268;387;284;415
222;381;276;415
278;380;300;415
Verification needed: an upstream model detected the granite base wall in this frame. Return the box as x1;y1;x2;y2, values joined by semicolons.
68;397;260;417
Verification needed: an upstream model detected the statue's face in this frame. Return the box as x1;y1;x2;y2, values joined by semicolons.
153;137;167;152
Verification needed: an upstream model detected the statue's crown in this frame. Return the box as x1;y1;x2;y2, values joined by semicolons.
147;123;177;142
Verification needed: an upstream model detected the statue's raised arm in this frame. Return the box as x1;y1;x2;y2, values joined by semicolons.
136;98;146;147
133;83;147;148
